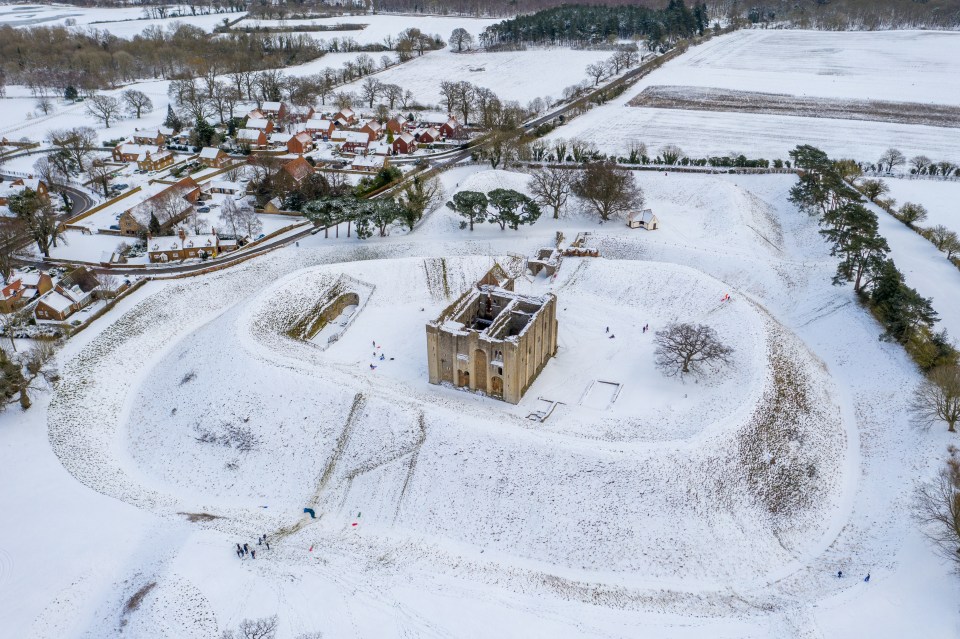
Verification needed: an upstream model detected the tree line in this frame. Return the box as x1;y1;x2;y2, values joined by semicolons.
479;1;708;48
0;22;324;94
788;144;955;370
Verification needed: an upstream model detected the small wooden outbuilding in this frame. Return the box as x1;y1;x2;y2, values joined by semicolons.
627;209;658;230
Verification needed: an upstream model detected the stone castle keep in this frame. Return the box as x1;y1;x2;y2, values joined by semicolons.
426;266;558;404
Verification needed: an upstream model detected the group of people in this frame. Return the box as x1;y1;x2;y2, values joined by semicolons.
235;534;270;559
837;570;870;582
369;340;395;370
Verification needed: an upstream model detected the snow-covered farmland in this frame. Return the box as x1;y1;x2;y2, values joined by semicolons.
547;29;960;162
883;177;960;235
244;13;499;46
0;3;241;34
651;29;960;105
338;47;609;107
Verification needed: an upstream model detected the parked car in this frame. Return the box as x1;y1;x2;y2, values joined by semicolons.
109;224;120;230
197;207;210;213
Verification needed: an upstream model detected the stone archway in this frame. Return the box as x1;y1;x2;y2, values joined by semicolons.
490;376;503;399
473;349;487;392
458;369;470;388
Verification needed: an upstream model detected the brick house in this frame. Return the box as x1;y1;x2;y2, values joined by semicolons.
0;177;49;205
35;267;100;322
0;272;51;313
332;130;370;154
281;156;315;184
237;129;268;149
305;118;335;138
289;105;315;122
146;227;236;263
136;149;174;172
197;147;230;168
261;101;288;120
287;132;313;155
359;120;383;142
132;127;172;145
439;116;462;139
335;107;356;125
385;117;407;135
117;177;201;236
393;132;417;155
416;127;441;144
246;117;275;134
112;142;159;163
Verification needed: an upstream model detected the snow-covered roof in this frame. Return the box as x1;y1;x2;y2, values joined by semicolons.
397;133;416;144
116;143;158;157
208;180;241;192
247;118;271;130
333;131;370;144
148;233;218;254
39;291;75;314
263;101;284;112
270;133;293;144
198;147;223;159
19;272;44;287
352;155;386;168
305;118;333;130
628;209;656;223
237;129;264;142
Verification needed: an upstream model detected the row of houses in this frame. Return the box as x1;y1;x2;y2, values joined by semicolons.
0;271;53;313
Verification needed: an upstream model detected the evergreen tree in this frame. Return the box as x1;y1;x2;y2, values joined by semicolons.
148;213;161;235
446;191;488;231
193;116;215;148
486;188;542;230
64;85;78;101
163;104;183;133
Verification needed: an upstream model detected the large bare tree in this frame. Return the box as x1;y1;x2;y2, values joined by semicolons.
911;366;960;433
86;94;122;128
121;89;153;118
915;451;960;568
528;166;574;219
571;161;643;221
654;323;734;377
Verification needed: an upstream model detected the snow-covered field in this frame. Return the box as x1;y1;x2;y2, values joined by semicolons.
0;3;240;34
547;29;960;162
338;47;608;107
4;166;960;638
244;13;498;46
883;177;960;235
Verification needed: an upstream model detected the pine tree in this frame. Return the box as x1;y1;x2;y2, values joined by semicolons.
163;104;183;133
148;213;161;235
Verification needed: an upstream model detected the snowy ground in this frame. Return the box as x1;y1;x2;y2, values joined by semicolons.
4;167;960;638
883;177;960;235
546;29;960;162
0;3;241;34
337;47;608;108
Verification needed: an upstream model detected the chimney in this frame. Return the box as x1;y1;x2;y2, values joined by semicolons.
178;227;186;243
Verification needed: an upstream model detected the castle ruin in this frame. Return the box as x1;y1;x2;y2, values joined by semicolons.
426;266;558;404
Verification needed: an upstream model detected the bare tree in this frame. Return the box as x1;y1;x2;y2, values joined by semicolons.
878;148;906;173
35;97;54;115
449;27;474;52
49;127;98;174
86;94;122;128
86;160;113;198
654;323;734;377
915;448;960;568
121;89;154;119
528;166;574;219
925;225;956;252
585;62;607;86
571;161;644;221
911;366;960;432
359;77;382;109
910;155;932;174
222;615;277;639
0;219;22;284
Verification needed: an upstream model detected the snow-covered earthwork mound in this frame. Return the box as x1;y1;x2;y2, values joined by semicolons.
110;255;845;581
